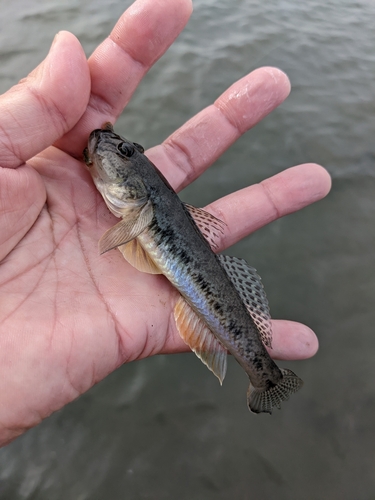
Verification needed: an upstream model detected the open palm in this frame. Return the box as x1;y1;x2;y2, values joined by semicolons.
0;0;330;446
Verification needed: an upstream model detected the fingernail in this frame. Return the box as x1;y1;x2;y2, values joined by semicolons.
49;32;60;52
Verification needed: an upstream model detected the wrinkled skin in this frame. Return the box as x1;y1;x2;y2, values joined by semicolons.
0;0;331;446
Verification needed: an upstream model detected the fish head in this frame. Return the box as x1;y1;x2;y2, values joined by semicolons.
84;122;149;217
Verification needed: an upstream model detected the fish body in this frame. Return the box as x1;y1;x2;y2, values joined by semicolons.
84;123;303;414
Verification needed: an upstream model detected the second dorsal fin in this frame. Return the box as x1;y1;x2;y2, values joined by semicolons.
218;254;273;348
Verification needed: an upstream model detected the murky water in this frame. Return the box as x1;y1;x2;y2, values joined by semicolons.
0;0;375;498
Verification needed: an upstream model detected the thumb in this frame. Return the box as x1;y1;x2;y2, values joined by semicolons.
0;31;90;169
0;32;90;260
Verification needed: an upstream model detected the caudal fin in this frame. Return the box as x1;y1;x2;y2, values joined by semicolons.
247;369;303;414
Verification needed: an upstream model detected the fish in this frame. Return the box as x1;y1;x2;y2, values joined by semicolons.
83;122;303;414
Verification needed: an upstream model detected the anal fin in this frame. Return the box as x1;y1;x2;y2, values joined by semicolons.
174;296;227;384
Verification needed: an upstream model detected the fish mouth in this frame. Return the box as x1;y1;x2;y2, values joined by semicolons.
88;122;114;149
85;122;117;164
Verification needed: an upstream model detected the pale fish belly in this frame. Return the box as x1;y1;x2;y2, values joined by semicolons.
136;228;210;306
136;228;242;348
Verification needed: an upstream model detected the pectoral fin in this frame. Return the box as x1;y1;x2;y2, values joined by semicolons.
184;203;226;250
174;296;227;384
218;254;273;348
99;201;153;254
118;239;161;274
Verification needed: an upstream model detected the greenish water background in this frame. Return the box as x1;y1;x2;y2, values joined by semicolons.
0;0;375;498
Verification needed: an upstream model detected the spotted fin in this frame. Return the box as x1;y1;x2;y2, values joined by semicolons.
184;203;226;250
99;201;153;254
218;254;273;348
174;295;227;384
247;368;303;414
118;239;161;274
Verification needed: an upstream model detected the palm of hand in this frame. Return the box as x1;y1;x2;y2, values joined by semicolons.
0;0;330;445
0;147;177;434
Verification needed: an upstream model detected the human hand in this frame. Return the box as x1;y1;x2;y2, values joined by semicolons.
0;0;331;446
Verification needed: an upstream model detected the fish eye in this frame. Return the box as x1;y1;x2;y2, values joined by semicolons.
117;142;135;157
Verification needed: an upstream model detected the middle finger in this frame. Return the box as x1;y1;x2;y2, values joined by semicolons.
145;67;291;191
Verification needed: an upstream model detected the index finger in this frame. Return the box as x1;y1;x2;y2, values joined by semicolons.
56;0;193;157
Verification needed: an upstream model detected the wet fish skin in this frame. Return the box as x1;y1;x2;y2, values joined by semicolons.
84;123;303;414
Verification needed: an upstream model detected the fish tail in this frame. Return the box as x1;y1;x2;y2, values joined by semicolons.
247;369;303;414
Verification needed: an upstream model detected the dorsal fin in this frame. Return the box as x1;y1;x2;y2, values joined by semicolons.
174;295;227;384
218;255;273;348
184;203;226;250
